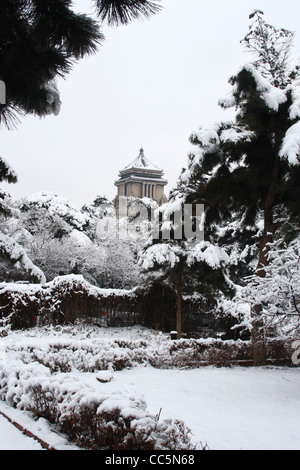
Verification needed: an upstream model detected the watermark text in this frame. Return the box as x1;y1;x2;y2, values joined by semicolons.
0;80;6;105
96;198;205;246
292;340;300;365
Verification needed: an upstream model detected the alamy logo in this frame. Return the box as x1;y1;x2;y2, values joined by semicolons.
0;80;6;105
292;341;300;365
96;198;205;246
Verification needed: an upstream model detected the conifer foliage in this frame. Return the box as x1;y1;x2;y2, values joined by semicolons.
0;0;161;127
241;9;300;88
172;13;300;363
94;0;162;26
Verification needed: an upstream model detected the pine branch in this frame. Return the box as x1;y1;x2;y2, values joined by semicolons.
0;0;103;126
241;11;297;88
94;0;162;26
0;103;23;130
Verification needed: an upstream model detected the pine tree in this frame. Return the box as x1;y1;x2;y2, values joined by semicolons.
94;0;162;26
180;64;300;363
173;13;300;363
139;202;230;339
0;157;47;282
241;9;300;89
0;0;161;127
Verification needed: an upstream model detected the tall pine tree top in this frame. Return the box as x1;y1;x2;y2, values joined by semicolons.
241;9;300;88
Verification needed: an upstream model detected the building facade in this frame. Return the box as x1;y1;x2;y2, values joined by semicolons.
114;148;168;206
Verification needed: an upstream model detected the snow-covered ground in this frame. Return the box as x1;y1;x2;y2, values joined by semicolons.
100;366;300;450
0;401;79;450
0;413;44;450
0;326;299;450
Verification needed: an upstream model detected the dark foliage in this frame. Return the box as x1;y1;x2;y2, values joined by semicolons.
94;0;162;26
0;0;161;126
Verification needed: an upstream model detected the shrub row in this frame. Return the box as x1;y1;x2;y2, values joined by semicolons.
0;360;196;450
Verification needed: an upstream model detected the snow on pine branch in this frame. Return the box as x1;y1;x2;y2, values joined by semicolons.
180;122;254;186
279;120;300;165
219;64;300;165
140;240;229;273
220;126;255;144
0;231;46;283
186;241;229;270
42;82;61;117
288;85;300;120
0;156;18;184
190;123;255;146
219;63;288;112
140;243;182;271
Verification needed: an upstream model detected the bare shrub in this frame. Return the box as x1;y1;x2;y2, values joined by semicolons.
60;404;195;450
28;384;60;423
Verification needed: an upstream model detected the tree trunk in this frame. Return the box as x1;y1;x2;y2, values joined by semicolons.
251;304;266;366
175;265;183;339
252;200;276;365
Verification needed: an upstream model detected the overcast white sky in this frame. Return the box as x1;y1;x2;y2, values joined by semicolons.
1;0;300;208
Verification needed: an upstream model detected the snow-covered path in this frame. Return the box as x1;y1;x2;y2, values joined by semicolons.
0;413;44;450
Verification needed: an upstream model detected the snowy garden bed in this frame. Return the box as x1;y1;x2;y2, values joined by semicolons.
0;326;203;450
0;325;299;450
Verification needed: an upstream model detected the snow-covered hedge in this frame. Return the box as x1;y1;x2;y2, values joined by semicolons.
0;327;199;450
0;274;136;331
0;325;294;448
2;324;293;380
0;369;195;450
0;275;218;335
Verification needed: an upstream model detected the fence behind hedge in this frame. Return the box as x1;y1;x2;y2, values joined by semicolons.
0;274;223;336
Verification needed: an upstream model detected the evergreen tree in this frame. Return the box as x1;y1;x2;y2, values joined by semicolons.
94;0;162;25
241;9;300;88
139;202;230;338
0;158;46;282
179;64;300;363
0;0;161;127
172;13;300;363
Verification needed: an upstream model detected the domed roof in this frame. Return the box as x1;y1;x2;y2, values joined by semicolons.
122;148;163;173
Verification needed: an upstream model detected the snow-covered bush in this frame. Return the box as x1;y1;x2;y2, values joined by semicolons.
0;231;46;284
0;274;135;330
250;238;300;329
5;322;289;375
225;237;300;341
0;191;142;288
0;340;196;450
59;401;195;450
0;324;293;454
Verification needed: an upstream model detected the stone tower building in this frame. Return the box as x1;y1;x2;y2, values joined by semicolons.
115;148;168;206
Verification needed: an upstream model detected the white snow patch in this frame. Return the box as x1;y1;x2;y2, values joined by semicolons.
187;241;229;269
242;64;288;111
280;121;300;165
